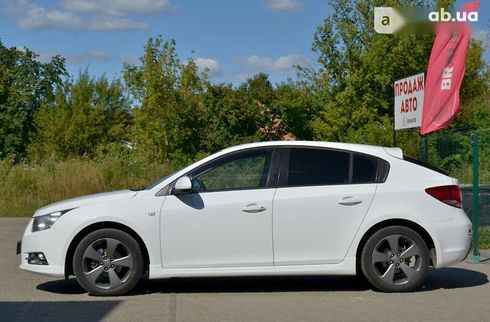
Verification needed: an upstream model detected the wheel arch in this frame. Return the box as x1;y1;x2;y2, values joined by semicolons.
355;218;436;274
64;221;150;278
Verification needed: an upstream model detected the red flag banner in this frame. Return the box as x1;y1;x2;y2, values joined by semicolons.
420;0;480;135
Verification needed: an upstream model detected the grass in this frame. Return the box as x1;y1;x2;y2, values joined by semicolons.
0;157;172;216
480;227;490;250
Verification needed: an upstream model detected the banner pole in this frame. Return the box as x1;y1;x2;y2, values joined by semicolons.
419;134;428;162
471;132;480;264
393;127;397;147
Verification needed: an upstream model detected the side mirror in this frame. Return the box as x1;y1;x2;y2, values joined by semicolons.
172;176;193;195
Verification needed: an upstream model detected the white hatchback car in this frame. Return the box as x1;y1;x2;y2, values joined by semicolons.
18;141;471;295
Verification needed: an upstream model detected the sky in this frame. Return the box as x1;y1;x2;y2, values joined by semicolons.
0;0;488;85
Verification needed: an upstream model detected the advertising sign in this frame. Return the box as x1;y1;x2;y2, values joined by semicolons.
394;73;425;130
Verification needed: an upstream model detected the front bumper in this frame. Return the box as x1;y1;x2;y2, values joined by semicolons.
18;219;67;278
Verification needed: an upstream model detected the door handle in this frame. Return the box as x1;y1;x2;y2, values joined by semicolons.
338;196;363;206
242;203;266;213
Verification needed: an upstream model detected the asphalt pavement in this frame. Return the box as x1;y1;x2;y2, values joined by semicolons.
1;217;489;322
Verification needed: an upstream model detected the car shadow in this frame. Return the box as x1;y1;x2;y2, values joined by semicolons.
176;193;204;210
36;278;87;294
0;301;120;321
36;267;488;296
132;275;371;295
422;267;489;291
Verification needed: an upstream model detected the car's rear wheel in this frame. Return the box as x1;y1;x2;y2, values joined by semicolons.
73;228;143;296
361;226;429;292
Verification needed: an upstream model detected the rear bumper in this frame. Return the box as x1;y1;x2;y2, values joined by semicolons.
428;209;472;268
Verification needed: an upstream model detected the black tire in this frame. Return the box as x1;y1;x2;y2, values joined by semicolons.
361;226;429;292
73;228;144;296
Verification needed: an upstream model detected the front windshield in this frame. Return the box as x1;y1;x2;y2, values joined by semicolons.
144;168;182;190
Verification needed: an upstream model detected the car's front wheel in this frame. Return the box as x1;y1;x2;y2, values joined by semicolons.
361;226;430;292
73;228;143;296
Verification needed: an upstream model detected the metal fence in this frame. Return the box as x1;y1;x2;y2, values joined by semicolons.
421;130;489;223
398;129;490;262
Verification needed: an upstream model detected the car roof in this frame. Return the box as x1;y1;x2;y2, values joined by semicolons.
220;141;399;159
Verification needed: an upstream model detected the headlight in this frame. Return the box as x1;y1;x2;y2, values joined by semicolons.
32;209;74;232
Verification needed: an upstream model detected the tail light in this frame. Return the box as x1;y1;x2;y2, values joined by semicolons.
425;185;462;208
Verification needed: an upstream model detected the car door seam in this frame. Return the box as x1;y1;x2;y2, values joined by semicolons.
271;187;278;266
343;183;379;260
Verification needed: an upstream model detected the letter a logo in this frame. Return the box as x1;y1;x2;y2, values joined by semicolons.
382;16;390;26
374;7;405;34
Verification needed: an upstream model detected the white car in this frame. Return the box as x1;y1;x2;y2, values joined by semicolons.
18;141;471;295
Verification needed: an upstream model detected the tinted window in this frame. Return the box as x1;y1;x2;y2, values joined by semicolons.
287;148;349;186
352;155;378;183
191;150;271;192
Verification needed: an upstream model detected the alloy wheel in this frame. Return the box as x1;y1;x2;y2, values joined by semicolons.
81;238;134;290
371;234;423;286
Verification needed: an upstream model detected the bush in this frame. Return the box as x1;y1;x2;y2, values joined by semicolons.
0;156;172;216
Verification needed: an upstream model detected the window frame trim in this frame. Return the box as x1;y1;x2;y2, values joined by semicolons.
162;144;390;195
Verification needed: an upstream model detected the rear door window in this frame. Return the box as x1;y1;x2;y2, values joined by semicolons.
286;148;350;186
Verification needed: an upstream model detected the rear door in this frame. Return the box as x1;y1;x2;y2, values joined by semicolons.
272;147;379;265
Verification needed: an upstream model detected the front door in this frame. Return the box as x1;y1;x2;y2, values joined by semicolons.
161;148;276;268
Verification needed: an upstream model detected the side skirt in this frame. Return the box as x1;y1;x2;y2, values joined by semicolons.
148;257;357;279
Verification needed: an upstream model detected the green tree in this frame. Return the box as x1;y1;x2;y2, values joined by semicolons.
238;74;278;140
198;81;261;153
124;37;182;162
0;40;66;159
272;82;317;140
30;70;131;159
233;74;318;142
124;37;225;164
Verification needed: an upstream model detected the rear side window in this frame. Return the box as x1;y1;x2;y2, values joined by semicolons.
287;148;350;186
352;154;378;184
282;147;389;187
